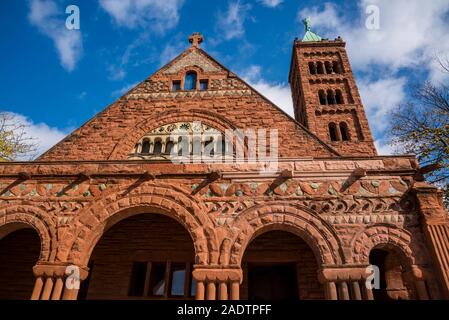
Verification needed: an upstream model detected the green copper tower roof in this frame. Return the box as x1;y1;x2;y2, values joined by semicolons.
302;17;322;42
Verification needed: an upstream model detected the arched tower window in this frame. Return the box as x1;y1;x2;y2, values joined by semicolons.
308;62;317;75
329;123;339;142
336;90;344;104
319;90;327;105
325;61;333;74
340;122;350;141
184;71;197;91
332;61;341;74
316;62;325;75
327;90;336;105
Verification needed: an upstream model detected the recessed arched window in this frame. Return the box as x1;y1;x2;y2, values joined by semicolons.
153;140;162;155
327;90;336;105
336;90;344;104
308;62;317;75
329;123;339;142
325;61;333;74
316;62;325;75
165;140;174;154
184;71;197;91
340;122;350;141
332;61;341;74
141;140;150;154
319;90;327;105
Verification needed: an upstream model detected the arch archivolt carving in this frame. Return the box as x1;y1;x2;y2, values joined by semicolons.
57;182;219;267
350;225;415;265
0;204;56;262
227;203;344;267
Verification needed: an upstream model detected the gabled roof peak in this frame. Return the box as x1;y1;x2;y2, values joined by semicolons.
188;32;204;48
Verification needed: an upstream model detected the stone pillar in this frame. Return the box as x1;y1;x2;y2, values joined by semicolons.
408;265;430;300
31;263;89;301
192;267;242;301
413;182;449;299
319;267;370;300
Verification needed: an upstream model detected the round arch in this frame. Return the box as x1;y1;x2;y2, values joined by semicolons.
108;109;242;160
59;183;219;267
350;225;415;265
0;205;56;262
229;203;344;266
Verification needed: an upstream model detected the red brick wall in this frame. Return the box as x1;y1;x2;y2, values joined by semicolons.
0;228;41;300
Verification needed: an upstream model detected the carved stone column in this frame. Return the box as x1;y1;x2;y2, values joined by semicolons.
31;263;89;301
319;266;370;300
412;182;449;299
192;267;242;301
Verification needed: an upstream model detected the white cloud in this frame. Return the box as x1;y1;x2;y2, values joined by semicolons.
99;0;184;33
298;1;449;75
258;0;283;8
216;1;252;41
3;112;69;160
358;76;407;134
112;82;139;97
242;65;294;117
28;0;83;72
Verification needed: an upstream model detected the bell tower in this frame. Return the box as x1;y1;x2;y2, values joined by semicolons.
289;18;377;156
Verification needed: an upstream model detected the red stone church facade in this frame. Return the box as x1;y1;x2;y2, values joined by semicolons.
1;31;449;300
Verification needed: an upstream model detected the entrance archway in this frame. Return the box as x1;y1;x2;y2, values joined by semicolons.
241;230;324;300
369;245;416;300
79;213;196;300
0;223;41;300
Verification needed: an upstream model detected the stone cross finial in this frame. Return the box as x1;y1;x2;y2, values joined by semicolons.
303;17;311;32
189;32;204;47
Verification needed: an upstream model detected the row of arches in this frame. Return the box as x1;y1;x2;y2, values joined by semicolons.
0;209;422;300
329;122;350;142
309;61;343;75
319;89;345;105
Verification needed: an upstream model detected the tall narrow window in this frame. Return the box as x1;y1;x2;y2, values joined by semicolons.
153;140;162;155
333;61;341;74
316;62;325;74
327;90;336;105
329;123;339;142
170;263;187;297
184;71;197;91
141;140;151;154
325;61;333;74
340;122;350;141
149;262;167;296
165;141;174;155
319;90;327;105
308;62;317;75
128;262;147;297
336;90;344;104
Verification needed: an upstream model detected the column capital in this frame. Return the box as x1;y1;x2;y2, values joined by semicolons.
192;266;242;283
412;182;449;224
318;265;370;283
33;262;89;280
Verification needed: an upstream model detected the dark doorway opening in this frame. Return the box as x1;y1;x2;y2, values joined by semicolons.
248;263;298;300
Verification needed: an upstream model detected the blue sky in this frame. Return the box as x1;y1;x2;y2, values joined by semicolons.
1;0;449;157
